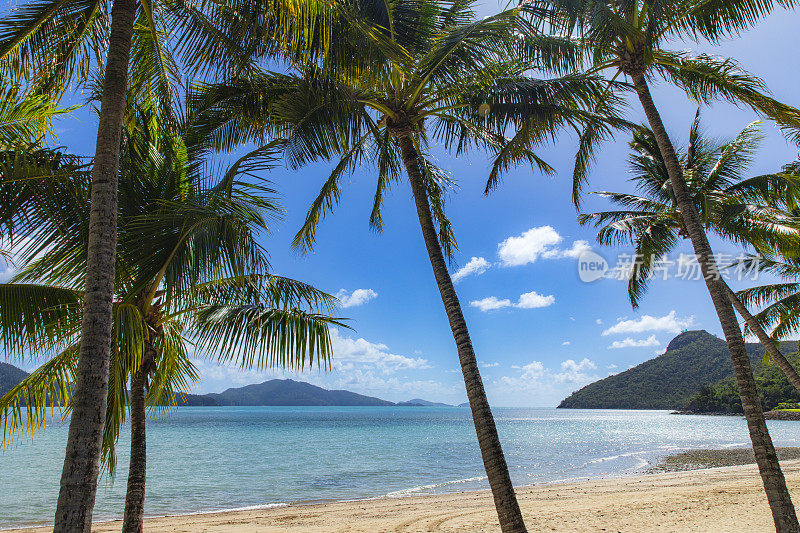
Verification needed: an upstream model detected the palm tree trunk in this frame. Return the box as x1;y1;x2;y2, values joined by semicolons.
122;362;148;533
724;283;800;395
396;132;527;533
53;0;136;530
632;72;799;533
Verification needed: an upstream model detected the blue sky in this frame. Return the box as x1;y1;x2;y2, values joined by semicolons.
5;5;800;407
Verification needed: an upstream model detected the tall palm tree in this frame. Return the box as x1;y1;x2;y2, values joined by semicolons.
736;251;800;344
580;111;800;394
188;1;623;530
0;106;339;532
530;0;800;528
0;0;338;527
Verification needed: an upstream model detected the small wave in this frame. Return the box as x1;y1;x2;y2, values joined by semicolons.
581;450;651;466
385;476;487;498
161;502;289;518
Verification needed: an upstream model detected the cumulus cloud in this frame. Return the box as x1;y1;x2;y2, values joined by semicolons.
602;311;693;336
0;262;15;283
336;288;378;308
189;327;449;401
470;296;514;311
499;359;598;389
562;341;570;346
541;240;592;260
554;358;597;383
516;290;555;308
497;226;590;267
471;291;555;312
480;361;500;368
497;226;562;266
452;256;491;283
607;335;661;349
329;329;430;373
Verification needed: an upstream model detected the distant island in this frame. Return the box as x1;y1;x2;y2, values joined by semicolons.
397;398;455;407
0;364;456;408
559;330;800;413
175;379;399;406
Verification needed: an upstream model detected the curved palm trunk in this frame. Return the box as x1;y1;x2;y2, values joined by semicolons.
122;362;148;533
724;283;800;395
397;133;527;533
632;72;799;532
53;0;136;529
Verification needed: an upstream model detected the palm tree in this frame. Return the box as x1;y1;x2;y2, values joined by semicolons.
0;85;72;147
736;250;800;344
580;111;800;395
531;0;800;528
0;83;76;243
0;0;338;527
0;106;339;532
187;1;624;530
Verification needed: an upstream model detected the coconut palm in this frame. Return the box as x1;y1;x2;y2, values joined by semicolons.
0;85;71;147
0;0;341;527
527;0;800;527
580;111;800;396
0;83;76;241
736;249;800;344
0;106;339;532
187;1;625;530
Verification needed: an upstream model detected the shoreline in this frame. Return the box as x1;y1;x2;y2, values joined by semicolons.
9;454;800;532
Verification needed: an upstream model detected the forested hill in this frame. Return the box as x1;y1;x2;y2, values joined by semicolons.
558;330;798;409
1;364;452;407
176;379;396;406
0;362;28;397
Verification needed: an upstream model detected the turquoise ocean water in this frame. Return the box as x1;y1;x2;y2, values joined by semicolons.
2;407;799;528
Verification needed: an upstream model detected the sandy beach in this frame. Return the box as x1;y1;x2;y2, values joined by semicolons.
11;457;800;532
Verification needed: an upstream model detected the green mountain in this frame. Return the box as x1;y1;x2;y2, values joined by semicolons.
177;379;395;406
0;364;397;407
0;362;28;397
683;351;800;413
558;330;798;409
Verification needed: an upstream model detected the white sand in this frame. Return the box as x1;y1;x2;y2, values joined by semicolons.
13;459;800;532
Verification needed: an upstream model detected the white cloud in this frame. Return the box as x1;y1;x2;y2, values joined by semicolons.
498;226;563;266
498;358;598;389
0;262;15;283
452;256;491;283
596;318;603;325
554;358;598;383
336;288;378;308
329;329;430;373
516;291;555;309
542;240;592;260
497;226;590;267
480;361;500;368
470;296;514;311
602;311;693;336
607;335;661;349
471;291;555;312
562;341;570;346
607;364;618;369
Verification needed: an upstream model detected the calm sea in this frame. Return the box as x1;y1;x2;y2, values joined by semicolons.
2;407;800;528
